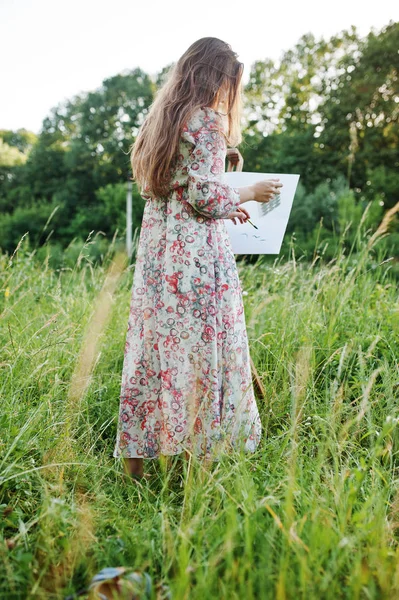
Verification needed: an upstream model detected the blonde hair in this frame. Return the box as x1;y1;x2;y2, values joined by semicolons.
131;37;244;198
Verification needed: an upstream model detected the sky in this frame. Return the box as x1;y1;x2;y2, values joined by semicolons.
1;0;398;134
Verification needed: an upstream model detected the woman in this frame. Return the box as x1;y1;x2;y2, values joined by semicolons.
113;37;283;479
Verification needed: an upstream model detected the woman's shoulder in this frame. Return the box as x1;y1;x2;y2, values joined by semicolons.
184;106;225;138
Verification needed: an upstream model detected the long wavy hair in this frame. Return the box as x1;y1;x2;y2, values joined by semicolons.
131;37;244;198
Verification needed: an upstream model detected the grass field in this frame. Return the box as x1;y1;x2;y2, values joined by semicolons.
1;219;399;599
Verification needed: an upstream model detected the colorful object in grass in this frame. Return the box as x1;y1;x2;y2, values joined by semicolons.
88;567;152;599
65;567;171;600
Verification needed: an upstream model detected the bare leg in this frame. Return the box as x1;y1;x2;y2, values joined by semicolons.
124;457;144;478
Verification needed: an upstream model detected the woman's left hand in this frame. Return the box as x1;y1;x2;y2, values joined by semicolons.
227;206;250;225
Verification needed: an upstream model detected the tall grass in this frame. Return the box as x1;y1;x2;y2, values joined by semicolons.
0;211;398;599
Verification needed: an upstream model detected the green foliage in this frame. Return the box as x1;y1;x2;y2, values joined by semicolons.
0;69;153;253
0;21;398;260
278;175;386;261
241;21;398;256
317;21;399;205
288;175;347;236
0;198;63;251
1;229;399;598
365;165;399;210
0;139;27;168
92;182;145;236
0;22;398;597
0;128;37;153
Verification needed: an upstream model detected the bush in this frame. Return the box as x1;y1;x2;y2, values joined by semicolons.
0;199;64;252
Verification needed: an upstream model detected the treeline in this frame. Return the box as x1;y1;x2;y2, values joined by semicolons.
0;21;398;266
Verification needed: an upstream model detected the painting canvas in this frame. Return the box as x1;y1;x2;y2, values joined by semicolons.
222;172;300;254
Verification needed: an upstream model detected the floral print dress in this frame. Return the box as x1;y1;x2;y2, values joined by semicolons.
113;106;262;460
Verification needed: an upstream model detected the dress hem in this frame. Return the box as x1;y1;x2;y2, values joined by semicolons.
112;438;261;460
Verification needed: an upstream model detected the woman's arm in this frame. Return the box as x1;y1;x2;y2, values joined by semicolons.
226;149;283;205
183;113;283;216
237;186;255;204
184;126;243;219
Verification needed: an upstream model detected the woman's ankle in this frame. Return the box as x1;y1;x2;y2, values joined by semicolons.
124;457;144;477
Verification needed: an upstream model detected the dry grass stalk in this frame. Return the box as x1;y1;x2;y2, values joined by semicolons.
367;200;399;250
67;252;127;409
47;252;127;468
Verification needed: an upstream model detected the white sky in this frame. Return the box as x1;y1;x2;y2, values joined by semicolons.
1;0;398;134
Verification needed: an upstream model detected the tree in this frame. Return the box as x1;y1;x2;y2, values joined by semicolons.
0;68;154;250
318;21;399;207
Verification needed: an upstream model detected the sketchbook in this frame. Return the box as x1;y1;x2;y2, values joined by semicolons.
222;172;300;254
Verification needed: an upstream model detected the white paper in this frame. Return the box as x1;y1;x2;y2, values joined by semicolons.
222;172;300;254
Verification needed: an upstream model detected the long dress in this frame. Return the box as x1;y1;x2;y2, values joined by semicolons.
113;105;262;460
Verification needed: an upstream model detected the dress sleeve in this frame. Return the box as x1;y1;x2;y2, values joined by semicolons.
182;117;242;219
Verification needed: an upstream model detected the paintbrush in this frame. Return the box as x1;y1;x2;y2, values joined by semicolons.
247;218;258;229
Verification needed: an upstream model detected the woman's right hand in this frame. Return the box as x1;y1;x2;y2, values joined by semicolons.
251;179;283;203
